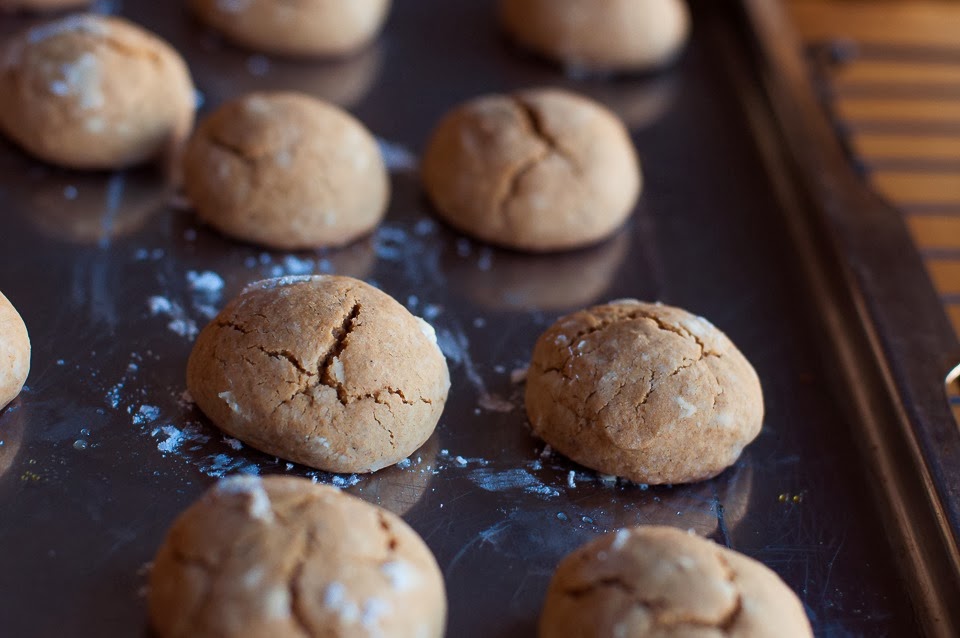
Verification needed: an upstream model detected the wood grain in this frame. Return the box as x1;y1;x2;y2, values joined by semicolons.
852;133;960;161
907;216;960;249
873;172;960;205
790;0;960;49
837;97;960;123
834;60;960;87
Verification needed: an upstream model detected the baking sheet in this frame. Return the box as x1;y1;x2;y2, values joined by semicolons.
0;1;921;635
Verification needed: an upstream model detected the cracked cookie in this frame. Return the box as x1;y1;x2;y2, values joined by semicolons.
189;0;391;58
0;14;195;170
540;525;812;638
186;275;450;474
0;291;30;412
525;300;763;484
421;87;641;252
149;475;447;638
499;0;690;74
183;92;389;250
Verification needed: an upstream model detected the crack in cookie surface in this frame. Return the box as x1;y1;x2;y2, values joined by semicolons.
188;276;449;473
558;544;744;635
207;134;263;168
513;96;582;173
214;301;435;411
492;96;583;234
318;301;361;403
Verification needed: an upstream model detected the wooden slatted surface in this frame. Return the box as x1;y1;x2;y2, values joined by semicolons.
852;134;960;162
790;1;960;50
789;1;960;345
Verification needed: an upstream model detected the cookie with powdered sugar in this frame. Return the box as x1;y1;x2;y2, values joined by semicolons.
540;526;812;637
149;476;447;638
0;14;195;170
525;299;763;484
186;275;450;474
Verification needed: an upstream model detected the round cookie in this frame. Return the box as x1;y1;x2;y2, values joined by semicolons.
189;0;391;58
540;526;813;638
0;291;30;412
186;275;450;474
499;0;690;73
0;14;195;170
149;475;447;638
0;0;90;12
525;300;763;484
422;87;641;252
183;92;389;251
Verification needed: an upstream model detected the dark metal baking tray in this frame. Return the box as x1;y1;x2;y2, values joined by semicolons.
1;0;958;636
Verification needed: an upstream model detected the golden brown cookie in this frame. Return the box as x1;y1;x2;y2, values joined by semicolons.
189;0;391;58
540;526;813;638
186;275;450;474
0;0;90;12
525;300;763;484
149;475;447;638
0;14;195;170
183;92;389;251
421;87;641;252
0;291;30;411
499;0;690;73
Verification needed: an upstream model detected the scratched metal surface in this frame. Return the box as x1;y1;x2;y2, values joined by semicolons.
0;1;918;636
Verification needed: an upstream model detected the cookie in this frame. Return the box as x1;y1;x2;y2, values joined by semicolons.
0;0;90;12
0;14;195;170
540;526;813;638
525;300;763;484
149;475;447;638
499;0;690;73
189;0;391;58
183;92;389;251
186;275;450;474
422;87;641;252
0;291;30;411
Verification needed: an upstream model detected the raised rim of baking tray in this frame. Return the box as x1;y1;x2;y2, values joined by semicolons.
737;1;960;635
